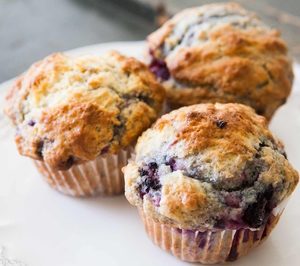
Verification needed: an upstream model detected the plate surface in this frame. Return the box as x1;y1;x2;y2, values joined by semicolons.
0;41;299;266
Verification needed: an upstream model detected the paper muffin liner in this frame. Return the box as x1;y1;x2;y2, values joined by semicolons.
138;208;282;264
34;146;133;197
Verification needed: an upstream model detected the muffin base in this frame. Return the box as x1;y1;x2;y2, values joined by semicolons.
139;209;281;264
34;147;133;197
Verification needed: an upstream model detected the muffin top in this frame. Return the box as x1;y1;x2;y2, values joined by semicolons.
147;3;293;119
124;103;299;230
5;51;165;170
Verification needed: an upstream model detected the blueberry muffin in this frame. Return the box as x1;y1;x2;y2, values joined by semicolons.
147;3;293;120
124;103;299;263
5;51;165;197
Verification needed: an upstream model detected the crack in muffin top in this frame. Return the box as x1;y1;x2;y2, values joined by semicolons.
153;3;270;58
124;103;299;230
5;51;165;170
147;3;293;120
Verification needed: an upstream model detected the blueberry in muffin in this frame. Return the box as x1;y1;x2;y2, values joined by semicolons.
5;51;165;196
124;103;299;263
147;3;293;120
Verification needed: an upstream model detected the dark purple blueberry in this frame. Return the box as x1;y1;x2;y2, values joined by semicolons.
28;120;36;127
138;161;162;206
242;186;274;228
148;162;158;170
65;156;75;168
243;202;266;228
166;158;177;171
149;58;170;81
216;120;227;129
138;162;161;198
100;146;109;155
139;162;158;178
138;175;161;198
176;228;183;234
138;161;164;205
263;185;274;200
36;140;44;158
139;169;149;177
58;156;75;170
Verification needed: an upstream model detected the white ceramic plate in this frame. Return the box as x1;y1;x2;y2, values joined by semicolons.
0;41;299;266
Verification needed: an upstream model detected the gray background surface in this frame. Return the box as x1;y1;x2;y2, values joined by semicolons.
0;0;299;83
0;0;155;82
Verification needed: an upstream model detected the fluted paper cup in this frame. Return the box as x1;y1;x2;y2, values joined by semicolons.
138;208;282;264
34;147;133;197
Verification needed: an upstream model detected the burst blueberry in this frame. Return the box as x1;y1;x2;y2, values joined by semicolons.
216;120;227;129
149;58;170;81
138;162;161;198
242;186;274;228
28;120;36;127
166;158;177;171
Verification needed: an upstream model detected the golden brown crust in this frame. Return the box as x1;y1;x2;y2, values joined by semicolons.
124;103;299;229
147;3;293;120
155;103;268;157
5;51;165;170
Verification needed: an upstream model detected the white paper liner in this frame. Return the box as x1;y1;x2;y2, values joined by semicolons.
34;146;133;197
272;197;289;216
139;209;281;264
